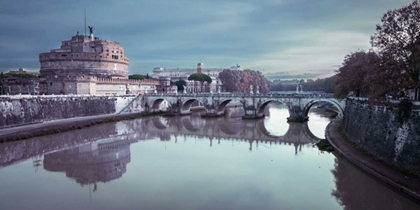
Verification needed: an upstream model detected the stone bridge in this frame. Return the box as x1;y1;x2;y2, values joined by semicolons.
133;93;345;121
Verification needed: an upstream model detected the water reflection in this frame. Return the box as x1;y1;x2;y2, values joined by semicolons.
0;107;419;210
43;137;133;187
0;108;329;170
332;155;419;210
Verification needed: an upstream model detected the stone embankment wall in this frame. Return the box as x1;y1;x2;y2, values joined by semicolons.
343;99;420;176
0;96;117;128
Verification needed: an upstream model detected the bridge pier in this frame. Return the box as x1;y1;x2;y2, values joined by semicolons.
287;106;308;122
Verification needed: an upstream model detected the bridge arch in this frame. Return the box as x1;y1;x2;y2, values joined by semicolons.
181;115;206;132
302;99;344;118
149;98;173;112
181;98;204;113
256;100;290;116
151;117;170;129
217;99;234;113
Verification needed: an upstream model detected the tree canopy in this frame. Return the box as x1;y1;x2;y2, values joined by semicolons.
371;0;420;99
128;74;146;80
219;69;270;93
334;51;380;98
174;80;186;91
188;73;212;84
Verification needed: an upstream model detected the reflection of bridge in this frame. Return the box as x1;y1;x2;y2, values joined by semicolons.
139;114;323;153
129;93;345;121
0;112;325;170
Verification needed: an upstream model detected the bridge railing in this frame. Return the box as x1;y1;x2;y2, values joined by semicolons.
143;92;335;98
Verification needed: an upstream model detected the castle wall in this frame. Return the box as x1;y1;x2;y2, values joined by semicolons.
342;99;420;176
39;59;129;78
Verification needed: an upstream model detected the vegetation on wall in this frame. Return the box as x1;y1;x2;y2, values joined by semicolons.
3;73;37;78
128;74;151;80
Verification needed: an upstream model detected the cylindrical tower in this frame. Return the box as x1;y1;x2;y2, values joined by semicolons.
197;63;204;74
39;35;129;79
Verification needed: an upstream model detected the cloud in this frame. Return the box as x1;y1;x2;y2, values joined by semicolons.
244;30;371;75
0;0;414;76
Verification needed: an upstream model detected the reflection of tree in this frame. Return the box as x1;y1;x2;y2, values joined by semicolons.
331;156;418;210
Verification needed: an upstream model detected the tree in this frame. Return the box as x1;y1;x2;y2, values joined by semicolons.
371;0;420;99
174;80;186;91
303;76;336;93
187;73;212;84
218;69;271;93
128;74;145;80
0;72;3;95
364;54;409;102
334;51;380;98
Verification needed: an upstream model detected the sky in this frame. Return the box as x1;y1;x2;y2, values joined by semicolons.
0;0;413;79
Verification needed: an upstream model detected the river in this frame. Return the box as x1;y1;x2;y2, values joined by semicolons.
0;106;419;210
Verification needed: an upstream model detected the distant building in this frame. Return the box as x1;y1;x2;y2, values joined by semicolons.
151;63;243;93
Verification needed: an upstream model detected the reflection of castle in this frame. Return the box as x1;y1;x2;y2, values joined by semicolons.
43;137;134;186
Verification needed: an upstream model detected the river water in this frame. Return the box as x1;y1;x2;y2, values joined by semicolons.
0;107;419;210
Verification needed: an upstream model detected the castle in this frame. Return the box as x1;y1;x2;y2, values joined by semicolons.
0;29;246;95
36;29;159;95
1;29;159;95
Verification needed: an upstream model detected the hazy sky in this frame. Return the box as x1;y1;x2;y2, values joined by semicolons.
0;0;412;78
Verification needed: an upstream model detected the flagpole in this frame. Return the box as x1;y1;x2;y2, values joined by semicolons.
84;8;86;37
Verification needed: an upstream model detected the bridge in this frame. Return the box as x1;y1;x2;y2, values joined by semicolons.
125;92;346;121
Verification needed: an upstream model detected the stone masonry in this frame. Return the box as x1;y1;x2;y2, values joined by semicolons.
343;98;420;176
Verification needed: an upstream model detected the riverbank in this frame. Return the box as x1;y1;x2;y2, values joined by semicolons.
0;112;162;143
326;119;420;202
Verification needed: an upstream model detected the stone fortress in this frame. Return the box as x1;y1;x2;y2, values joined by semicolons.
0;27;252;96
36;27;159;95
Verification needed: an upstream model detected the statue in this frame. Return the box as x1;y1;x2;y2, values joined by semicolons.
88;26;93;35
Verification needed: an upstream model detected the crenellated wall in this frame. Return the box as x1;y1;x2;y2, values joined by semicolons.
0;96;117;128
342;99;420;176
